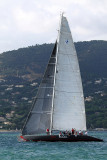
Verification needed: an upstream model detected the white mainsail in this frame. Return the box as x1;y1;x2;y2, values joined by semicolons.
52;15;86;131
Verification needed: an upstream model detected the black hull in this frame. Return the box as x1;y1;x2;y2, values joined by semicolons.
20;135;103;142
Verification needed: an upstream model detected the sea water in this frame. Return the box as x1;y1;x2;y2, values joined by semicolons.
0;131;107;160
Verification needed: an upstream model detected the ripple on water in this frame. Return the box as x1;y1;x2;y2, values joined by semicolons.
0;131;107;160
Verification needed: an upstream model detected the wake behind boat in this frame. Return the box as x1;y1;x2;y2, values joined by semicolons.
19;14;103;142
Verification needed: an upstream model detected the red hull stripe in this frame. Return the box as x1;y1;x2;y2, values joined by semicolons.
20;136;28;141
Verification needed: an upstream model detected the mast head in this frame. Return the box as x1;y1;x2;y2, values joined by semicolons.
60;11;65;18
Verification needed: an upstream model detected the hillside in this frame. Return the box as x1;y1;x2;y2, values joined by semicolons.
0;40;107;130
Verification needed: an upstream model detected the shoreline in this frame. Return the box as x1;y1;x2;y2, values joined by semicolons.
0;129;107;133
89;128;107;131
0;130;21;133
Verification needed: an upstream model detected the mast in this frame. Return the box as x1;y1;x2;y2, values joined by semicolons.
50;49;57;134
50;42;57;134
50;13;64;133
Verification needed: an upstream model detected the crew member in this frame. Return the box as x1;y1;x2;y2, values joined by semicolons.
59;131;62;137
85;131;88;135
46;128;49;135
79;130;81;135
72;128;74;135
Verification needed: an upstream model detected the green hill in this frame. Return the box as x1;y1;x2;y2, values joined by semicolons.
0;40;107;130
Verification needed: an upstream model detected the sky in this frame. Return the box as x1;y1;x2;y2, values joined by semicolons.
0;0;107;53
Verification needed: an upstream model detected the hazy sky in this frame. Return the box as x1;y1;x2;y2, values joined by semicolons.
0;0;107;53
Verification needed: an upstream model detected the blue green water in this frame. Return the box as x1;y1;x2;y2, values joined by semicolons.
0;131;107;160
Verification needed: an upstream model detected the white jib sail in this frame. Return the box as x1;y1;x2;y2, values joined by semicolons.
52;15;86;131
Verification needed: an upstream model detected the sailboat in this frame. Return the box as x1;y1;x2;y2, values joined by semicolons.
20;14;103;142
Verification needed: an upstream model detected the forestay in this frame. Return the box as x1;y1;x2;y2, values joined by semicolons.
52;15;86;131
